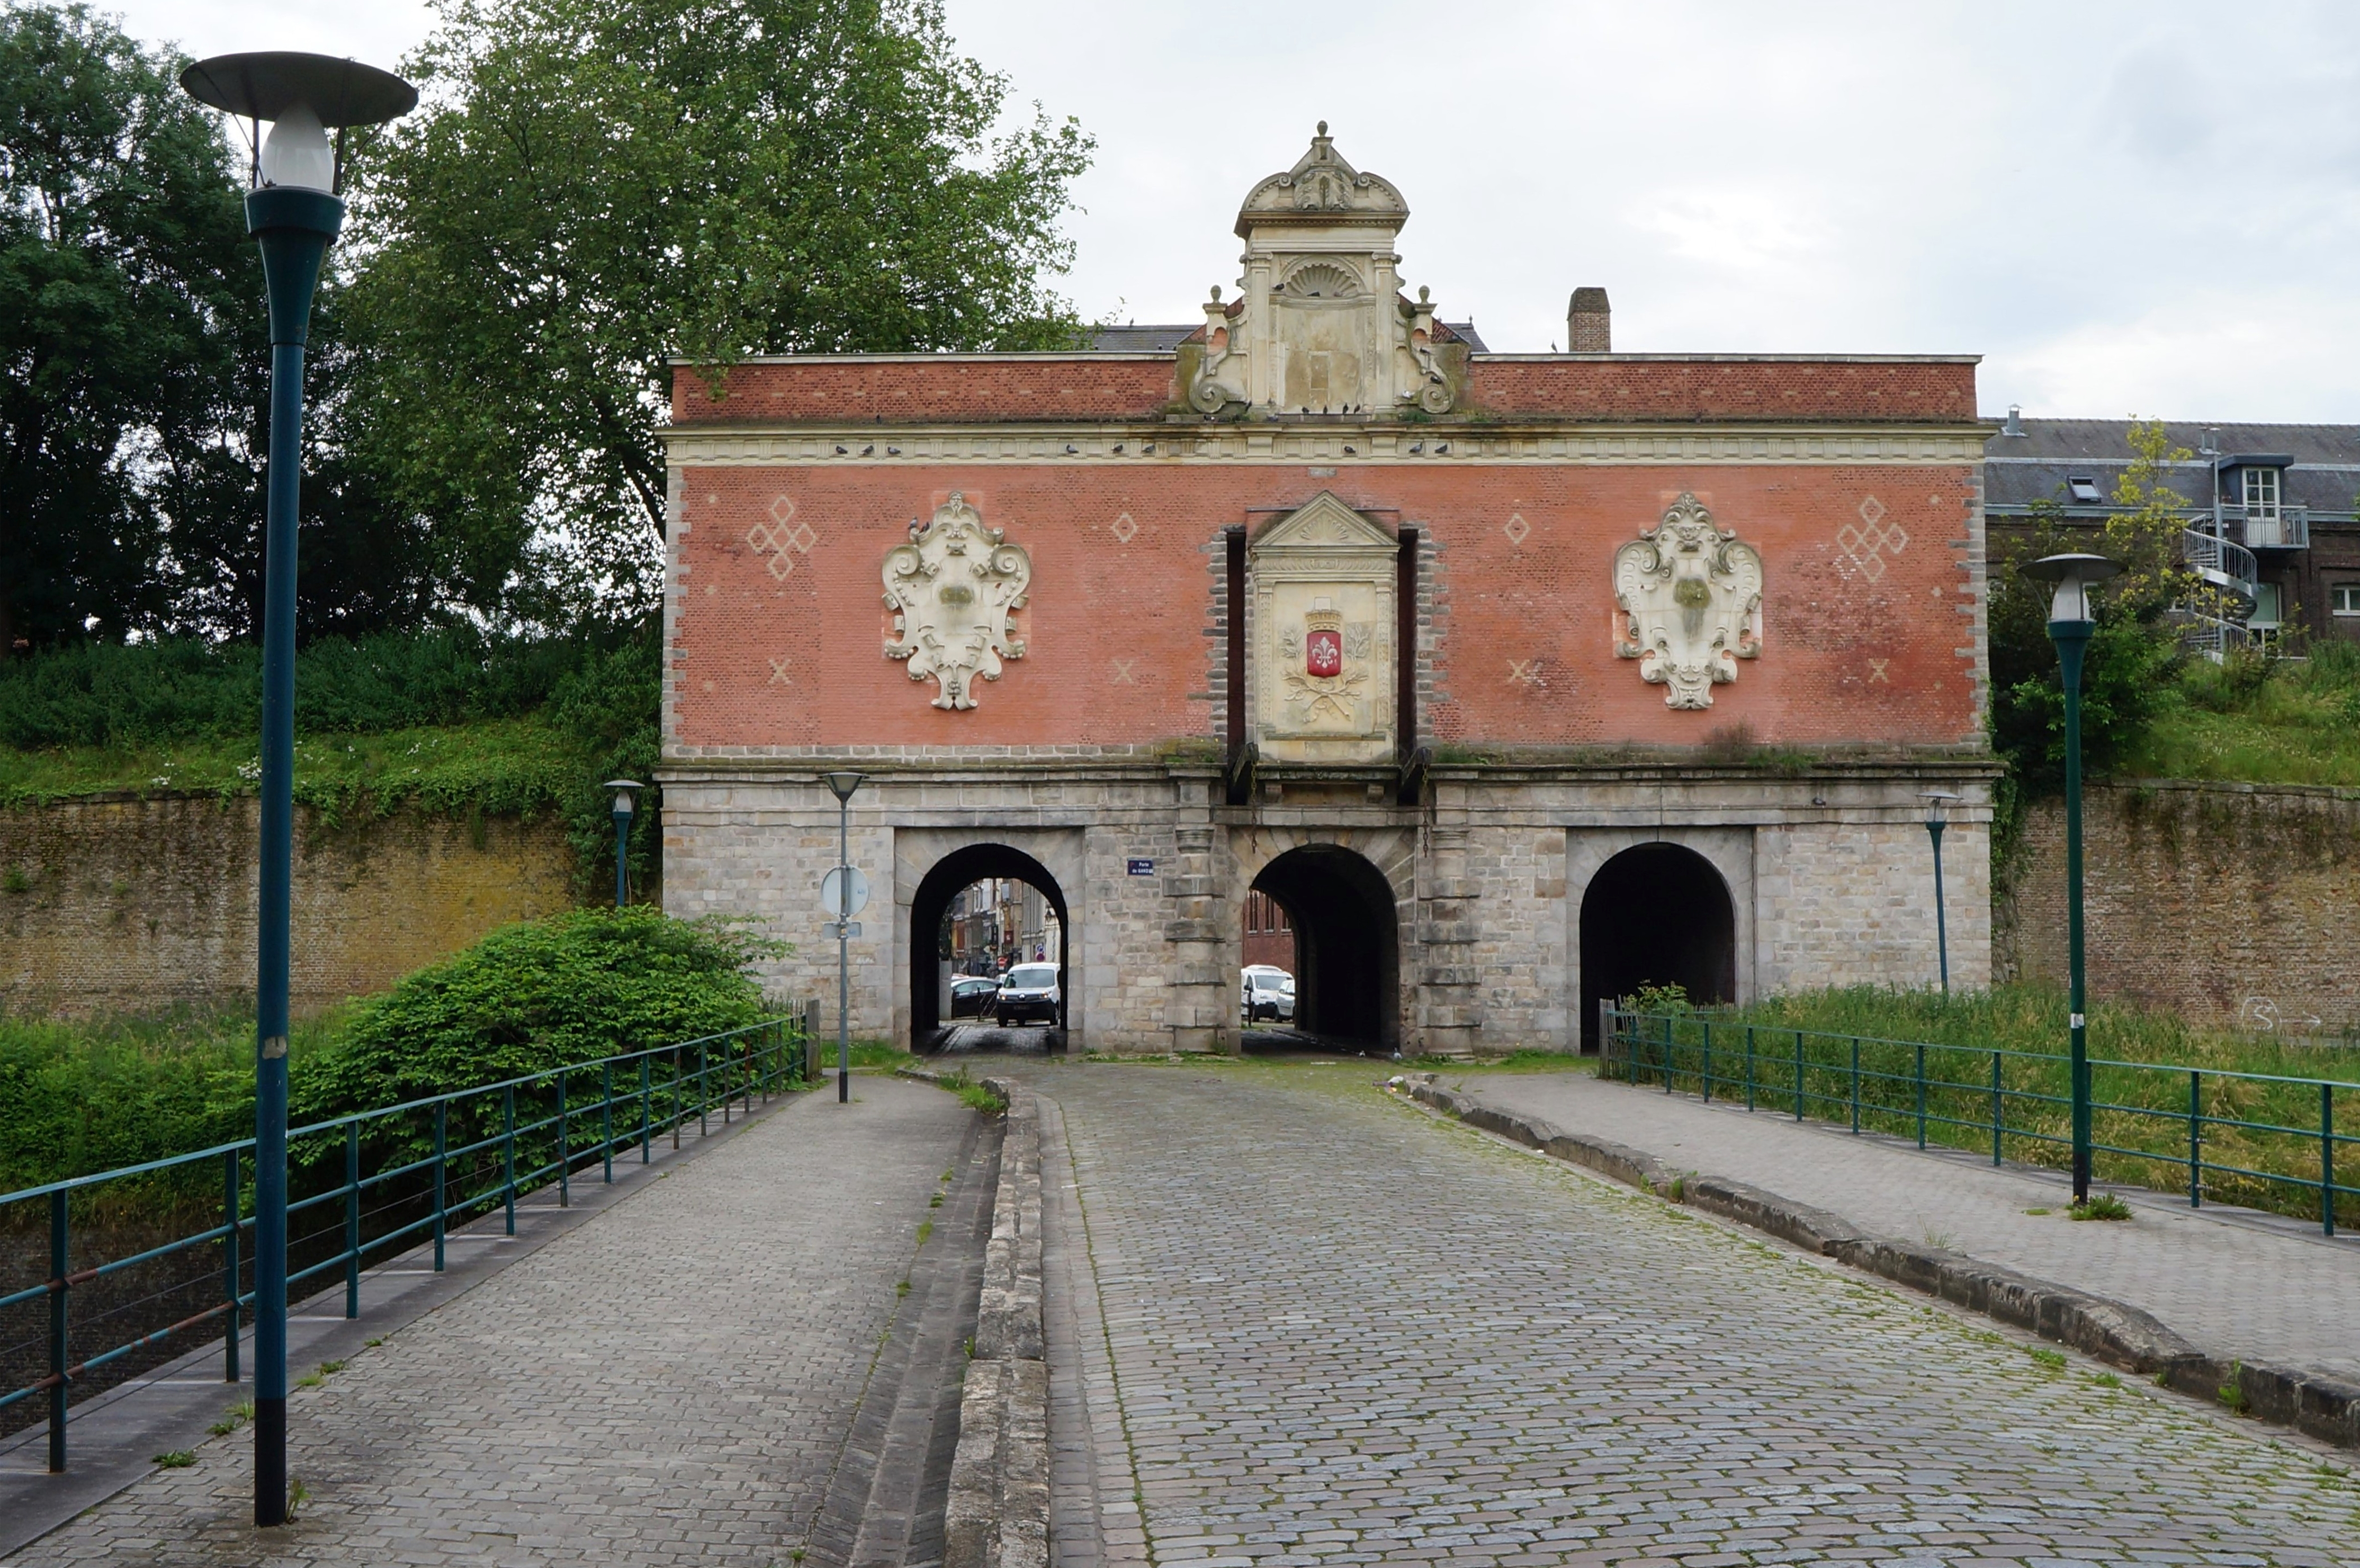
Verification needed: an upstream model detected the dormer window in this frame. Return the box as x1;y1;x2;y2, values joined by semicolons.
2067;476;2104;504
2242;465;2281;520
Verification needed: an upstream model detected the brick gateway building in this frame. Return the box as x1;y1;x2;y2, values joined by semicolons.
659;129;1998;1055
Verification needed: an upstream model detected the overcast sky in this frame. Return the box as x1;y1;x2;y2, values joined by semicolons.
121;0;2360;423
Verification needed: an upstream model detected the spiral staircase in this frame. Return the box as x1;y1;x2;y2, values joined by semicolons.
2177;526;2260;659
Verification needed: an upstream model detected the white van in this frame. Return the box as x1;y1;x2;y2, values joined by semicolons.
995;963;1062;1026
1240;965;1296;1024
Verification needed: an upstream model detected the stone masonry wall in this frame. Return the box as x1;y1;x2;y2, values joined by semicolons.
0;795;578;1017
1999;781;2360;1036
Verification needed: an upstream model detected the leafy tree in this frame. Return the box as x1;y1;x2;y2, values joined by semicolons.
1989;419;2197;791
0;3;235;650
346;0;1093;618
0;3;443;654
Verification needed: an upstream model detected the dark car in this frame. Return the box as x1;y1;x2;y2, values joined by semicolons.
994;962;1062;1026
949;975;1000;1018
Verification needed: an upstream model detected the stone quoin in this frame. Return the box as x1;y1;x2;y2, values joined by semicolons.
658;126;1997;1055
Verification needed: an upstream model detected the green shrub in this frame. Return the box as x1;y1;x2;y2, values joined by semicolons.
293;908;778;1128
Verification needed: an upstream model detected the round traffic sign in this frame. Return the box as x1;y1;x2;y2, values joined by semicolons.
820;866;869;917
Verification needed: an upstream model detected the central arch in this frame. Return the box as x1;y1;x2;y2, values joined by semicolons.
1578;841;1736;1050
908;843;1069;1047
1249;843;1399;1052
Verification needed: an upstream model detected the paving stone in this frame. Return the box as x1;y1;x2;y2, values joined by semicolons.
7;1077;975;1565
1459;1071;2360;1383
1017;1062;2360;1567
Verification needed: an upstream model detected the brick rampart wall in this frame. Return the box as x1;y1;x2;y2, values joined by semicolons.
673;357;1178;425
670;355;1980;426
1466;357;1979;422
0;797;578;1017
668;462;1982;752
1998;782;2360;1035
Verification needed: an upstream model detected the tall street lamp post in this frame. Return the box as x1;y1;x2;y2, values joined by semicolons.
178;51;415;1529
824;772;865;1103
2025;552;2122;1205
1919;790;1960;997
605;780;642;907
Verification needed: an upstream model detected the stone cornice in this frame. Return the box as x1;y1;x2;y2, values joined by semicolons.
662;419;1990;468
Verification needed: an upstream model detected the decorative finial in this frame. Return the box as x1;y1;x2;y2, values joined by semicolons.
1316;120;1327;136
1417;285;1430;304
1210;284;1222;302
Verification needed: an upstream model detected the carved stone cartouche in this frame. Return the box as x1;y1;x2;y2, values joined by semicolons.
881;493;1031;711
1612;493;1764;710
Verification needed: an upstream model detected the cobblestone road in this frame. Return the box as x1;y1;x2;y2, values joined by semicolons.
1461;1071;2360;1383
8;1077;977;1567
1029;1062;2360;1568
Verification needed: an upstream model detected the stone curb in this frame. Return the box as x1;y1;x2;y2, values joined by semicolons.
1405;1080;2360;1451
917;1072;1049;1568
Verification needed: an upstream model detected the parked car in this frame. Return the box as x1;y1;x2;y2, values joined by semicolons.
949;975;1000;1018
1241;965;1295;1024
995;962;1062;1026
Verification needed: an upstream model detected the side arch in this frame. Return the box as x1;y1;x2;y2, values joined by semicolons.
1575;836;1747;1051
900;834;1079;1047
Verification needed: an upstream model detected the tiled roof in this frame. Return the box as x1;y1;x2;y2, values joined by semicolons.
1986;418;2360;517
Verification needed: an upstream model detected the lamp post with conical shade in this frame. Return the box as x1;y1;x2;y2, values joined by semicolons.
178;50;417;1529
2024;551;2122;1206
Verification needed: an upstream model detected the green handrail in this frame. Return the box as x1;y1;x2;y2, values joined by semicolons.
1;1013;806;1472
1600;1006;2354;1237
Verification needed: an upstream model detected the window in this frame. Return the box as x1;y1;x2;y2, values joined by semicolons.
2242;465;2282;520
2249;581;2282;629
2067;476;2105;504
2331;584;2360;617
1008;964;1057;989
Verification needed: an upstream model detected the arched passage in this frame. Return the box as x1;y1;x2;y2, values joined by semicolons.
1579;841;1737;1050
1250;844;1398;1052
909;844;1069;1046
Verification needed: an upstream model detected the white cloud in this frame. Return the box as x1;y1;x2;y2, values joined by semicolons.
104;0;2360;420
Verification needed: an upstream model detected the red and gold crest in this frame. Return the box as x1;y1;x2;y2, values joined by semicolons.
1305;608;1343;677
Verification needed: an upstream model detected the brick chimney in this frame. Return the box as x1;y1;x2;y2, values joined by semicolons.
1567;287;1610;353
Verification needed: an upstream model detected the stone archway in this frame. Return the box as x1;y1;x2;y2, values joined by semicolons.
1577;841;1738;1051
1246;841;1403;1053
906;843;1071;1049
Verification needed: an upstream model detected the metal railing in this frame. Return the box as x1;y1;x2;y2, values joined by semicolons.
1601;1007;2352;1237
1;1014;806;1471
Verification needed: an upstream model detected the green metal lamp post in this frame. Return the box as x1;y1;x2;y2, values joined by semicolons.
605;781;642;907
2024;552;2122;1205
1919;790;1960;996
824;772;865;1103
178;51;416;1528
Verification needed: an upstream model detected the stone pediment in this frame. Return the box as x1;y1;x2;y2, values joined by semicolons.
1249;491;1397;555
1234;122;1408;236
1189;126;1463;417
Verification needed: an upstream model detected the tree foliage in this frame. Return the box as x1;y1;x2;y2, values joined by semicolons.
347;0;1094;617
1989;420;2196;792
0;4;446;652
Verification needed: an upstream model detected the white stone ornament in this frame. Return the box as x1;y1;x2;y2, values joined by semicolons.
882;494;1030;711
1612;494;1764;709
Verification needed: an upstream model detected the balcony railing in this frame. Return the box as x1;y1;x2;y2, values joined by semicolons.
2227;504;2310;550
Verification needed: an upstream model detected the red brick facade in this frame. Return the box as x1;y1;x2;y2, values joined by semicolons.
665;353;1986;758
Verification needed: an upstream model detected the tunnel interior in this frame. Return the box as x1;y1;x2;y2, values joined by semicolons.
1578;841;1737;1051
1249;844;1399;1052
910;843;1069;1044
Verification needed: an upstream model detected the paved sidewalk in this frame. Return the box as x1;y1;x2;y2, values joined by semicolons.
6;1075;980;1566
1015;1060;2358;1567
1459;1069;2360;1383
